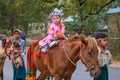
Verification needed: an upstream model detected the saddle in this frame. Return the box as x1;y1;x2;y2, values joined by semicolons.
35;40;60;59
49;40;60;48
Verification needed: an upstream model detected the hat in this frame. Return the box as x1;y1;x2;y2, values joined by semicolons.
95;32;108;39
49;8;63;18
13;29;21;33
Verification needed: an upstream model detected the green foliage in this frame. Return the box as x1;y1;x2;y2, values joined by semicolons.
108;38;120;61
0;0;119;35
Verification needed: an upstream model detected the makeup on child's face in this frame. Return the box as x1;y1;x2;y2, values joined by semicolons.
51;15;61;24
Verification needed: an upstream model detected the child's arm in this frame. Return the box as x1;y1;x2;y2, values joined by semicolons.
60;24;65;34
108;50;113;65
47;26;55;36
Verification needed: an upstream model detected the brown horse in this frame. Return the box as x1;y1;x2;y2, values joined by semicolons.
0;40;6;80
26;35;101;80
0;38;23;80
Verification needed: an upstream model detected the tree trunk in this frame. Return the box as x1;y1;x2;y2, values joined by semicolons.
9;12;18;35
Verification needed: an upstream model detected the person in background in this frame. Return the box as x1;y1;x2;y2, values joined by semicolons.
20;29;26;46
13;29;26;80
39;8;67;53
94;32;113;80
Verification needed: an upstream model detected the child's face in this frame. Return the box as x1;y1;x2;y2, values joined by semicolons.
51;15;61;25
99;37;108;47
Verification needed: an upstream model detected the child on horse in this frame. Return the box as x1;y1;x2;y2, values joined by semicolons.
39;8;67;53
94;32;113;80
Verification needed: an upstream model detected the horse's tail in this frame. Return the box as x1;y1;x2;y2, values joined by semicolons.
26;40;39;80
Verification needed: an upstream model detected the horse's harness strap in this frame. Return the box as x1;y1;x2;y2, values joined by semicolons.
62;40;77;67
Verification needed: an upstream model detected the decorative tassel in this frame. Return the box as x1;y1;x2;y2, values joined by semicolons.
26;75;35;80
35;51;41;58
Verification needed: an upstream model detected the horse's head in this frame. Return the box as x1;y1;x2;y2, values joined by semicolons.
2;38;23;68
79;36;100;77
68;35;100;77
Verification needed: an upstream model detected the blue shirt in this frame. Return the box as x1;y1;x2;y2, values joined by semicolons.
19;39;26;57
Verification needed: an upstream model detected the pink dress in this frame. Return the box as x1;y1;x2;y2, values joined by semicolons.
39;23;65;46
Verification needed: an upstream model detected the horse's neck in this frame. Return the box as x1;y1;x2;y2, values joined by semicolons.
63;41;80;64
0;41;3;48
0;41;4;55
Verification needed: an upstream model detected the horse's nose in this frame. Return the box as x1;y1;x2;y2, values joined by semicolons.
86;66;95;71
90;67;101;77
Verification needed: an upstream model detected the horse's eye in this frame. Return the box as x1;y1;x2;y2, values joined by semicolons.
88;52;92;57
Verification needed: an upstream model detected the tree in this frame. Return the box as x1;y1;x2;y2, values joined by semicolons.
0;0;119;36
0;0;59;35
59;0;118;35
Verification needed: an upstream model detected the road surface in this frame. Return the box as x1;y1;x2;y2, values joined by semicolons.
3;56;120;80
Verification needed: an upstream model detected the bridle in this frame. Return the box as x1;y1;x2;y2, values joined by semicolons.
9;45;21;60
62;40;95;71
62;40;77;67
3;39;21;60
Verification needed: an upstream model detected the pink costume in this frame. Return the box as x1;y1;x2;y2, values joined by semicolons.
39;23;65;47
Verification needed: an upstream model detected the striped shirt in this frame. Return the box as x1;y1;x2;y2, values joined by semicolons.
98;47;112;67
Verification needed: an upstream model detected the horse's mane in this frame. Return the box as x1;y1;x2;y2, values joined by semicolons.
68;34;87;45
85;37;98;51
67;35;98;52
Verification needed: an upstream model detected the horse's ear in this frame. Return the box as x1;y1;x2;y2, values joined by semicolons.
2;39;6;48
79;35;88;46
68;35;80;42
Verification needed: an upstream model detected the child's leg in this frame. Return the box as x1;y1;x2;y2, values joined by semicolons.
41;44;49;53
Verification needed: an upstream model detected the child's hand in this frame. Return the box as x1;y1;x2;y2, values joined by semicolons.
63;35;68;40
56;30;60;33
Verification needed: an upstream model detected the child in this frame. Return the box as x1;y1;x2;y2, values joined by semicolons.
13;29;26;80
94;32;113;80
39;8;66;53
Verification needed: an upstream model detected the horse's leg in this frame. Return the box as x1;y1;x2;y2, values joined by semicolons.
54;75;62;80
0;58;5;80
37;72;47;80
64;74;72;80
64;77;71;80
0;71;3;80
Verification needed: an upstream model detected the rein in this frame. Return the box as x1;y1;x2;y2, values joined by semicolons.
62;40;92;71
62;40;77;67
